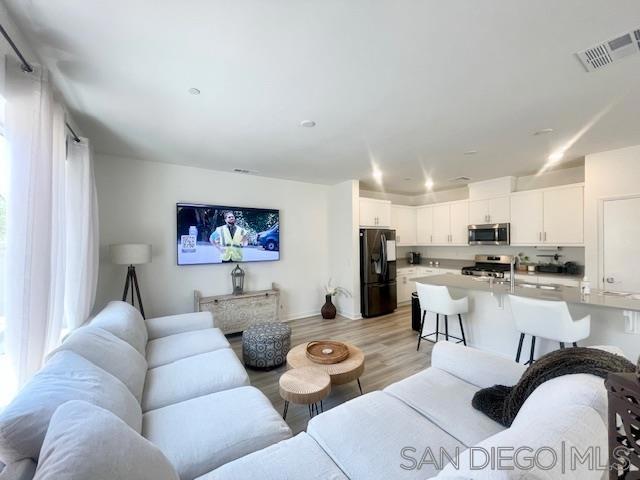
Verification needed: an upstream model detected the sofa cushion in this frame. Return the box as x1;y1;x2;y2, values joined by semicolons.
431;341;526;389
197;433;347;480
0;459;36;480
143;386;291;480
90;301;148;355
307;391;464;479
0;351;141;463
48;326;147;401
33;401;178;480
146;311;214;340
514;373;608;426
146;328;230;368
142;348;250;412
437;404;607;480
385;367;505;446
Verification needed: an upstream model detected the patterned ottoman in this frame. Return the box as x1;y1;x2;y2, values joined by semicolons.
242;323;292;369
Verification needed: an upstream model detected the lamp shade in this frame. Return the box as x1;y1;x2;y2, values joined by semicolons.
110;243;152;265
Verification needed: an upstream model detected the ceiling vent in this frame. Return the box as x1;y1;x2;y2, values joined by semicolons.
449;176;471;184
232;168;257;174
576;28;640;72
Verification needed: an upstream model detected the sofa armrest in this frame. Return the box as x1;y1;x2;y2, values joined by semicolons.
145;311;214;340
431;342;526;389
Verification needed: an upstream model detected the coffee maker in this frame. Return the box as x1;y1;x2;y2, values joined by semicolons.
407;251;421;264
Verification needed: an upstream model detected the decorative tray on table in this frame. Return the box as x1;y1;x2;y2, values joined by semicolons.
306;340;349;364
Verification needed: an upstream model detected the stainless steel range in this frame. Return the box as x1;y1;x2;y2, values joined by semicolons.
461;255;513;278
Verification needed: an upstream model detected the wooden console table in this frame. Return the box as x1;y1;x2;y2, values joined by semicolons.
606;372;640;479
194;286;280;335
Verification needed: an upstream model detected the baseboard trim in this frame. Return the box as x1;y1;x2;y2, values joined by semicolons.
337;310;362;320
280;311;319;322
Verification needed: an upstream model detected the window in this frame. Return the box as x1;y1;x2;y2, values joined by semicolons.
0;132;13;405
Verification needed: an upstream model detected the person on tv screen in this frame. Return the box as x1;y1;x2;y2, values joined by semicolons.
209;211;248;262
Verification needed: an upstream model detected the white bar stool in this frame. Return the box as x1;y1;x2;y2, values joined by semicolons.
416;283;469;351
509;295;591;364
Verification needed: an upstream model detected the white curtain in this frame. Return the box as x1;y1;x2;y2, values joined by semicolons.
64;138;99;331
4;56;99;386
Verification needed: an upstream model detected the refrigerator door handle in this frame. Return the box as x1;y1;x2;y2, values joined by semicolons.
380;233;387;279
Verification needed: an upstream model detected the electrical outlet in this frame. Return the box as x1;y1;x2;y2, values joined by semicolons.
623;310;640;334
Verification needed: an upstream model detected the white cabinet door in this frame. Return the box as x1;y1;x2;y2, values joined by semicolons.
391;205;417;246
450;201;469;245
510;191;543;245
489;196;510;224
603;196;640;293
359;198;391;227
432;204;451;245
416;206;433;245
397;274;411;303
543;186;583;245
469;199;490;224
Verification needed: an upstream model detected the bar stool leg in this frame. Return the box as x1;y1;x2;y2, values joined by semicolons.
444;315;449;341
416;310;426;351
559;342;565;349
283;401;289;420
528;336;536;365
357;378;364;395
457;314;467;346
435;314;439;342
320;400;324;412
515;333;525;363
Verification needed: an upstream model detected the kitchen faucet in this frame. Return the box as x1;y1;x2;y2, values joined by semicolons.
510;257;516;293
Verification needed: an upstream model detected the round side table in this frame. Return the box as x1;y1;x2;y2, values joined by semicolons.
279;367;331;420
286;342;365;394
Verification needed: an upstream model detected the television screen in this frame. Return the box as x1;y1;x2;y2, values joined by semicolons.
176;203;279;265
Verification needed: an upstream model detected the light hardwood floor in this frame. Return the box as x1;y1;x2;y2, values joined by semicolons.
228;305;433;435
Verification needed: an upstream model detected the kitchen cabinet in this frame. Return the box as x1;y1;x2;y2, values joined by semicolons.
510;185;583;246
359;198;391;227
469;196;510;224
397;268;416;303
431;201;469;245
416;206;433;245
391;205;417;246
432;204;451;244
542;186;583;245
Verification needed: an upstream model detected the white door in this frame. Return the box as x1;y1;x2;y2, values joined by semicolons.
376;202;392;228
450;201;469;245
469;200;490;224
432;204;451;244
416;206;433;244
359;198;377;226
488;196;510;224
543;186;583;245
510;191;543;245
603;196;640;293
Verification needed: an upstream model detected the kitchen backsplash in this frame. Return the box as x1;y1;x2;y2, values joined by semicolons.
396;245;585;265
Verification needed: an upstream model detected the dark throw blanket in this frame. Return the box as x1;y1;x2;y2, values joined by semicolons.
472;347;635;427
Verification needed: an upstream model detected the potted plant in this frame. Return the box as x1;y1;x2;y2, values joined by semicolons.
321;280;351;319
516;252;530;272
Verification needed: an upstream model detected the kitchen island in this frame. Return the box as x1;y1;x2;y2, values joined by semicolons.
410;273;640;361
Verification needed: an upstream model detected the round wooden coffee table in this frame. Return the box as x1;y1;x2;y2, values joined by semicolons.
279;366;331;419
286;342;365;394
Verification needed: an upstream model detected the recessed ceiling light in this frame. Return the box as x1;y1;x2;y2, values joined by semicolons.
547;151;565;162
463;150;478;155
300;120;316;128
188;88;201;95
534;128;554;136
372;169;383;184
425;178;434;190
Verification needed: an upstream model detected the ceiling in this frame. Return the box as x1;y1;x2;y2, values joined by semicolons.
5;1;640;194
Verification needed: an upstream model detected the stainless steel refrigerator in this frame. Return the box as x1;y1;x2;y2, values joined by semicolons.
360;228;397;318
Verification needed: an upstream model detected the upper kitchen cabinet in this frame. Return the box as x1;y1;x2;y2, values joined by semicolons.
359;198;391;227
510;185;584;246
391;205;417;246
469;196;510;224
416;206;433;245
431;201;469;245
543;185;583;245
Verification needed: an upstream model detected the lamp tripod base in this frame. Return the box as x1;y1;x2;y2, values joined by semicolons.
122;264;145;319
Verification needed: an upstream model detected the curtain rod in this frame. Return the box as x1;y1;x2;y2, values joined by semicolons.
0;22;81;143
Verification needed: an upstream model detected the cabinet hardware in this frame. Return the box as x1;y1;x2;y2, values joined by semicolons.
544;232;547;241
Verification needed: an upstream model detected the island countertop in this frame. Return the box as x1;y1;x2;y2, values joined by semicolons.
410;273;640;312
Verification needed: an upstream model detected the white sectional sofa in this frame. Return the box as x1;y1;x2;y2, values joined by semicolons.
208;342;612;480
0;301;292;480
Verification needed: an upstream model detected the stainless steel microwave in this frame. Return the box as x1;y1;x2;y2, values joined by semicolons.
468;223;510;245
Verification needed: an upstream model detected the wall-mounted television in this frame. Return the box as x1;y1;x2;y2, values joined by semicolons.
177;203;280;265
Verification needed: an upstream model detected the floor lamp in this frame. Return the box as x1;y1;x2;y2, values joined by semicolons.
110;243;152;319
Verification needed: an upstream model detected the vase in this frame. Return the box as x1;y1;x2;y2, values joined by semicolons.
321;294;337;319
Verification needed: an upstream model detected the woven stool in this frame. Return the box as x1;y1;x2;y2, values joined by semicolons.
242;322;291;369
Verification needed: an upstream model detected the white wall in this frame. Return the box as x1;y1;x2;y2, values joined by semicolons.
328;180;360;319
584;145;640;285
94;154;330;320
